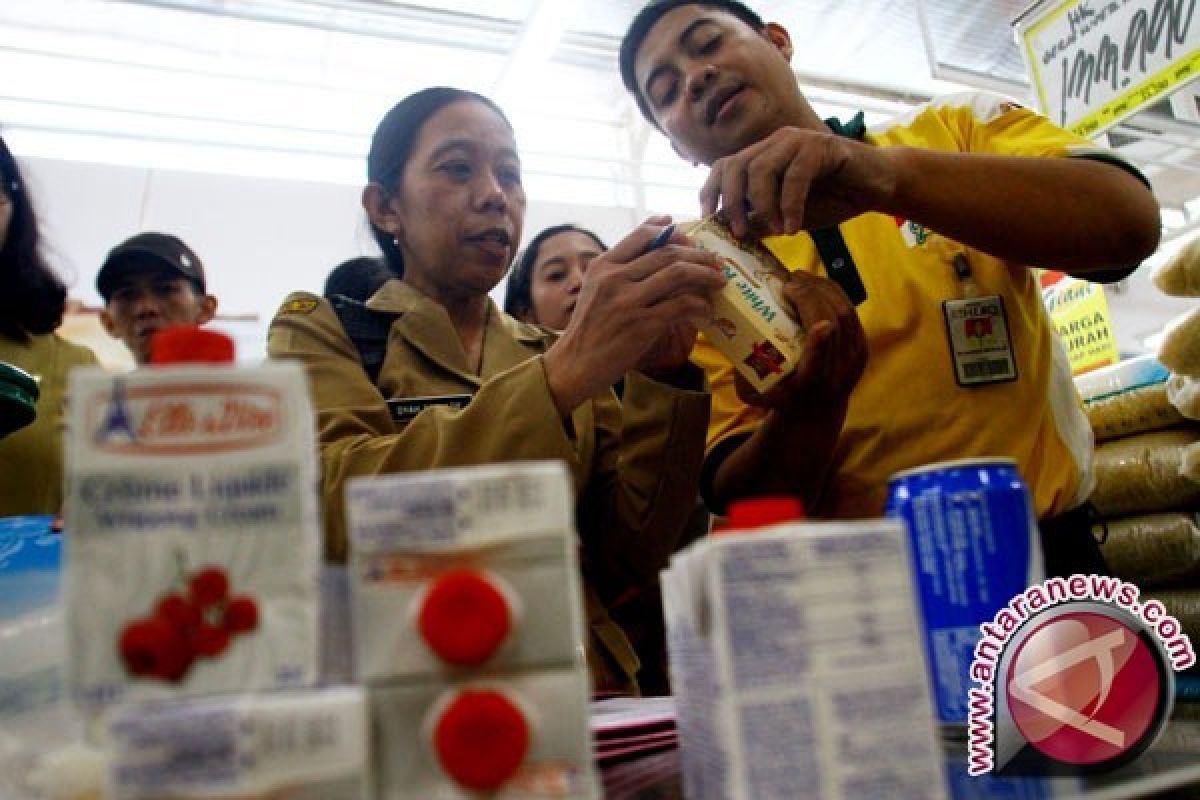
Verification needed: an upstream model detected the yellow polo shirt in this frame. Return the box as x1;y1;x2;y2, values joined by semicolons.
695;92;1134;520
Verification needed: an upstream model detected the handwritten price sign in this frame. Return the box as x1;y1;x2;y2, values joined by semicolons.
1014;0;1200;137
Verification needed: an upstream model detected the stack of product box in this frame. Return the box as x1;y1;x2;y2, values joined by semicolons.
345;461;599;798
661;514;948;800
61;350;369;799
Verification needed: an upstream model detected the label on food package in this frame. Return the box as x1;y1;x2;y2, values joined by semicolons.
684;218;805;393
347;462;586;682
663;520;948;800
64;364;320;711
345;461;574;553
106;687;367;798
370;667;599;798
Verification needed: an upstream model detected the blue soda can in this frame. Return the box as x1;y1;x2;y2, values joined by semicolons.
885;458;1044;726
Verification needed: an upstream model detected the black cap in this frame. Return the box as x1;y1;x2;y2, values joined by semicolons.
97;232;206;301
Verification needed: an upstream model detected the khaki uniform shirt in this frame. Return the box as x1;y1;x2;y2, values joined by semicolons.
0;331;99;516
267;280;710;692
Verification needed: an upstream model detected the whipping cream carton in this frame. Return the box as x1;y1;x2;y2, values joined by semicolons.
346;461;586;681
63;364;320;711
683;217;805;393
370;667;598;799
662;519;948;800
346;462;597;798
104;687;368;799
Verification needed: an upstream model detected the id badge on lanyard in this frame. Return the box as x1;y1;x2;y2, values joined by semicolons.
941;253;1017;387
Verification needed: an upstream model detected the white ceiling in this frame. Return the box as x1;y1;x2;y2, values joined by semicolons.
3;0;1197;238
2;0;1195;355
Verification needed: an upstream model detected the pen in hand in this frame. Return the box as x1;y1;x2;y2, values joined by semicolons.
642;223;676;255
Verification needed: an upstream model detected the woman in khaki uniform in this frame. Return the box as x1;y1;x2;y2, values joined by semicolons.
0;135;99;517
268;87;724;694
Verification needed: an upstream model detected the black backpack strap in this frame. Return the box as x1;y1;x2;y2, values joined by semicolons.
810;226;867;306
329;294;398;384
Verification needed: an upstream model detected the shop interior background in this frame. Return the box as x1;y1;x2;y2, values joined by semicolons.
2;0;1196;368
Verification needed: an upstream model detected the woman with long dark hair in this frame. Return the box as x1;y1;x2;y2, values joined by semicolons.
504;224;606;330
269;87;723;693
0;135;98;515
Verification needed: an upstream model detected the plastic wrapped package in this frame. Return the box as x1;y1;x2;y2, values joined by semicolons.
1086;383;1184;441
1074;355;1170;403
1076;357;1182;440
1153;236;1200;297
1157;308;1200;379
1144;589;1200;647
1167;374;1200;420
1095;513;1200;588
1090;429;1200;516
1183;442;1200;484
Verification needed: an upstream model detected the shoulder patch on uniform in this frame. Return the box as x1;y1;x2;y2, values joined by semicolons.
279;297;319;315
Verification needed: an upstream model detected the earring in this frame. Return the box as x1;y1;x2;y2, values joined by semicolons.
393;237;400;248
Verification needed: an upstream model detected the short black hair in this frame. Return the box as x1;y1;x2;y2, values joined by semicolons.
323;256;395;302
366;87;512;278
0;134;66;338
504;224;607;322
619;0;765;125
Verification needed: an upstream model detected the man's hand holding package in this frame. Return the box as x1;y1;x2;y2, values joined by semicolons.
735;269;867;411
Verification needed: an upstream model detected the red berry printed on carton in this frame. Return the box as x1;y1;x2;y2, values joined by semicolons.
189;566;230;608
191;623;232;658
155;593;203;632
223;595;259;634
116;561;259;683
118;618;193;683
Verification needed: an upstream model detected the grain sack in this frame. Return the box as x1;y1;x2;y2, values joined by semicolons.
1157;308;1200;379
1091;428;1200;516
1076;357;1181;441
1086;383;1184;441
1153;235;1200;297
1167;374;1200;420
1096;512;1200;588
1144;588;1200;649
1184;442;1200;485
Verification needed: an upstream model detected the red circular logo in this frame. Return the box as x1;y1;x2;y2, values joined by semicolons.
1005;610;1165;767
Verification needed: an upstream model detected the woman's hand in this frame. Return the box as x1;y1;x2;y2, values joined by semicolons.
734;269;867;411
700;127;897;239
542;217;725;415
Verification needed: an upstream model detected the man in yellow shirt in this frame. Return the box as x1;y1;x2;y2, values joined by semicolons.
618;0;1161;575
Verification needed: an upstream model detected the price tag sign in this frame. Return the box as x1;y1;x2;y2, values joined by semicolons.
1014;0;1200;137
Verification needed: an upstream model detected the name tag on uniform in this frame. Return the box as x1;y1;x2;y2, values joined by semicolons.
387;394;473;423
942;295;1018;386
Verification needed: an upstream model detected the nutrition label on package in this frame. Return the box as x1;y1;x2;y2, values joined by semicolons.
711;522;945;799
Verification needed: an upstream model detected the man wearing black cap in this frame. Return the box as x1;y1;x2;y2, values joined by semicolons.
97;232;218;365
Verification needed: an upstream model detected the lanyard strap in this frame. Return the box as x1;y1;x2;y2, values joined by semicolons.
810;226;867;305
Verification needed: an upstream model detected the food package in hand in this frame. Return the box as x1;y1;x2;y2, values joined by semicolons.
683;216;806;393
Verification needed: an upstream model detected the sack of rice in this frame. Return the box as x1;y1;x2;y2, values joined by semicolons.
1143;588;1200;647
1076;357;1181;440
1095;512;1200;588
1091;428;1200;516
1153;236;1200;297
1086;383;1184;441
1167;374;1200;420
1157;308;1200;378
1184;442;1200;485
